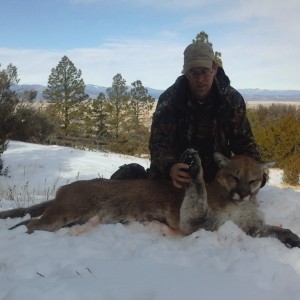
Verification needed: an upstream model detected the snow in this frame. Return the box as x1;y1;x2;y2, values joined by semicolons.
0;140;300;300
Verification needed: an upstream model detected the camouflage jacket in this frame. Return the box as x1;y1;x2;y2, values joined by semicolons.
148;75;261;181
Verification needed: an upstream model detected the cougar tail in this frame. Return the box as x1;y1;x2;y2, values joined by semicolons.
0;200;54;219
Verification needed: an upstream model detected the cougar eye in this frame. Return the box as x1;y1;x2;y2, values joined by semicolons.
249;179;257;185
231;175;239;182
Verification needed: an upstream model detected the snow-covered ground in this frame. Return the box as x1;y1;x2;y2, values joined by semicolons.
0;140;300;300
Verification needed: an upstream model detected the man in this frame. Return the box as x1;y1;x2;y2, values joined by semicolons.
148;42;261;188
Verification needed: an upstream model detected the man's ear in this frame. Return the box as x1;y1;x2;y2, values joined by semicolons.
212;62;218;77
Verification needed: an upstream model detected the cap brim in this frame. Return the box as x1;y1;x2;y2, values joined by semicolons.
183;59;213;73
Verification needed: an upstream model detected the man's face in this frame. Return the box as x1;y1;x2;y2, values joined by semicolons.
186;66;217;101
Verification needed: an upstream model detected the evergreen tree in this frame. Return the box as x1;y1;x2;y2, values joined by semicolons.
193;31;211;44
0;63;20;175
43;56;88;135
0;63;37;174
193;31;222;67
129;80;155;133
106;74;129;138
92;92;109;138
83;92;109;139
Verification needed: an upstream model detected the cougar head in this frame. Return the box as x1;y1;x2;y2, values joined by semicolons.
214;153;275;203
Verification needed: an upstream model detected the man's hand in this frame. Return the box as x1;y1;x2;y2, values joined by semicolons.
170;163;192;189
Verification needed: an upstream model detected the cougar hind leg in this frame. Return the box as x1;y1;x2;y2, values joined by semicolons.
9;214;84;234
9;219;32;231
26;201;97;233
8;216;65;233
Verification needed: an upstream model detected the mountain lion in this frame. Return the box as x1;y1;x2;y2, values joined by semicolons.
1;149;299;248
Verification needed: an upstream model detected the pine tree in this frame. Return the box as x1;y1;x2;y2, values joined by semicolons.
92;92;109;138
106;74;129;138
193;31;222;67
43;56;88;136
193;31;211;44
129;80;155;133
0;63;20;175
83;92;109;139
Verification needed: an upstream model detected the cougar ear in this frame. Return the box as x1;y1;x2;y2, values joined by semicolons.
214;152;229;168
260;161;275;171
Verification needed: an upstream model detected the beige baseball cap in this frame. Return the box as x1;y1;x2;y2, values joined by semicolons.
182;42;215;74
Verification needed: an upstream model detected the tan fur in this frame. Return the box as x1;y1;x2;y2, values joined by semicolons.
2;149;300;248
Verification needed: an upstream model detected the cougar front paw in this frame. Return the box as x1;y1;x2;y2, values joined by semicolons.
281;229;300;248
180;149;200;178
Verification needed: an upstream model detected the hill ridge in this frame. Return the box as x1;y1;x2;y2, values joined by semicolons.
12;84;300;102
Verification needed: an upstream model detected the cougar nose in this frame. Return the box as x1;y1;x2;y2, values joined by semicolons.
239;191;248;197
232;190;251;202
238;191;251;201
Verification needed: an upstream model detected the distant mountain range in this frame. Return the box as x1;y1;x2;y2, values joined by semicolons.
11;84;300;102
11;84;164;101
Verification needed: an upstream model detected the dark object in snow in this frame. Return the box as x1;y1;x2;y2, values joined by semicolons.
110;163;148;180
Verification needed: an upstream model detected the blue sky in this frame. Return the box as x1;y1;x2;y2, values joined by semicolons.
1;0;300;90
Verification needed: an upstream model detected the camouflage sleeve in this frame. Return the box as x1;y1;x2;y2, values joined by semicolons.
227;88;261;160
148;94;179;178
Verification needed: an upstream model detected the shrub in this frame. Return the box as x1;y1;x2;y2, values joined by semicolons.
282;155;300;186
9;106;54;143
